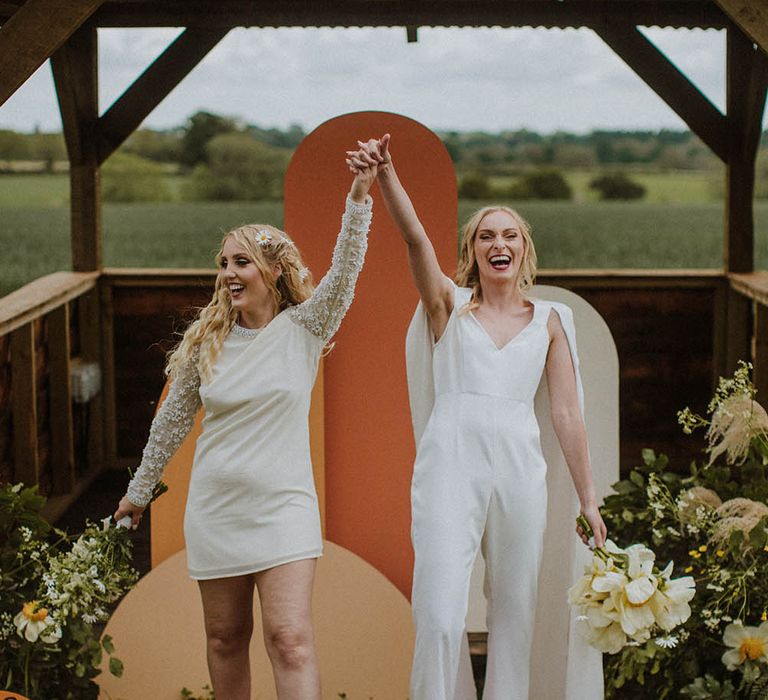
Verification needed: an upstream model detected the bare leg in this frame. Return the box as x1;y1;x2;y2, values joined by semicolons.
255;558;320;699
198;574;256;700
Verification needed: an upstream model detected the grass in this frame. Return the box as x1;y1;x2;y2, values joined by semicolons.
0;174;70;207
2;173;767;298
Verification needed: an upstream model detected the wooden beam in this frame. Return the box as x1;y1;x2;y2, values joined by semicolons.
11;323;39;486
89;1;728;30
51;25;99;165
51;25;102;272
0;0;104;107
715;0;768;55
724;26;768;273
48;304;75;494
595;23;729;163
97;27;230;163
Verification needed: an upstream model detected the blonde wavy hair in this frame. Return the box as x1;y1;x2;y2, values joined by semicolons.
166;223;314;382
454;206;537;310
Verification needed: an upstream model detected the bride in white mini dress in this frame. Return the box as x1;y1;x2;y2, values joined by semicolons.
348;135;607;700
114;159;377;699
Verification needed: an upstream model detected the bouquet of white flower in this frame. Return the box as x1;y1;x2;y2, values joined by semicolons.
0;483;139;699
568;514;696;654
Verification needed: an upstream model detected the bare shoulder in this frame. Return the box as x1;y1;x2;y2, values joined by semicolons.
544;302;572;341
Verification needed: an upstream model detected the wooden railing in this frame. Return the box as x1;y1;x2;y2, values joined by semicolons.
0;271;102;521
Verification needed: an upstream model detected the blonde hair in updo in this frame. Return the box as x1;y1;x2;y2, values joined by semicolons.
454;205;537;311
166;223;314;383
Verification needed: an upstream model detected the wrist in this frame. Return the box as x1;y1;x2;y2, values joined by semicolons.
580;497;598;512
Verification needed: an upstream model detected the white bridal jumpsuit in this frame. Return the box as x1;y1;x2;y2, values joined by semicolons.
124;195;372;579
406;283;587;700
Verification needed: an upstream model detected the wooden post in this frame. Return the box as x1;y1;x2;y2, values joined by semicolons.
11;323;39;486
51;25;101;272
48;304;75;493
724;27;763;274
724;25;768;379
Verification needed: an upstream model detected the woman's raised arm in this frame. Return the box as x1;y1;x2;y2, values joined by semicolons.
348;134;453;340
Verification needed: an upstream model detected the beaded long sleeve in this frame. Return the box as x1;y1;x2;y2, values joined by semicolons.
126;357;202;507
287;194;372;342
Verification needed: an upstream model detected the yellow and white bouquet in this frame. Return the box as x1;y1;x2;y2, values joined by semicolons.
569;515;696;654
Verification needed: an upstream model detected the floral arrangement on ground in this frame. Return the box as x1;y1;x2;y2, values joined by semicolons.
0;483;138;699
575;362;768;699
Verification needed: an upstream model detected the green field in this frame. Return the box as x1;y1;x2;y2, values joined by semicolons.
2;173;768;298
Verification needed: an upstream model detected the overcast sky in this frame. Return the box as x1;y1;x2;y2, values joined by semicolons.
2;25;765;135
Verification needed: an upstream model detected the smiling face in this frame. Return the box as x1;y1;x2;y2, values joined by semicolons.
473;210;527;284
218;236;279;319
455;205;537;299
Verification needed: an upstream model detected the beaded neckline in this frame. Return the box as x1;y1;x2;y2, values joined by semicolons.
231;323;264;338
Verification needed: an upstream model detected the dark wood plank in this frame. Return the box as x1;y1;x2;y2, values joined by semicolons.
99;284;117;468
78;288;106;472
754;304;768;402
0;0;104;107
715;0;768;55
97;27;229;163
90;1;728;29
595;23;728;163
11;323;39;486
48;304;75;493
725;287;752;374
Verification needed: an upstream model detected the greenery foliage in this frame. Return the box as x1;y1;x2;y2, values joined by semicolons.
598;364;768;699
183;133;289;201
512;169;572;200
102;152;173;203
459;168;572;200
0;483;138;699
589;172;646;200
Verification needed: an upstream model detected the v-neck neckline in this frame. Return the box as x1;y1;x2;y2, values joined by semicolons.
468;298;538;351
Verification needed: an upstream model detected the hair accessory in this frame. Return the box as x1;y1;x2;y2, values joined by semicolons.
298;266;309;282
254;229;272;246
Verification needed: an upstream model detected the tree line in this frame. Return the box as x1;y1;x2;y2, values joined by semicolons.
2;111;767;202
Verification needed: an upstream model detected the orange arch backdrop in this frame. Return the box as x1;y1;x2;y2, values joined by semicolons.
149;112;457;600
285;112;456;597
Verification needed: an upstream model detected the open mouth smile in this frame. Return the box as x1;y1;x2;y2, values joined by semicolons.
489;254;511;271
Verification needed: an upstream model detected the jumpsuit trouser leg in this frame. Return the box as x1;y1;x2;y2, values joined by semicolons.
410;441;490;700
482;449;548;700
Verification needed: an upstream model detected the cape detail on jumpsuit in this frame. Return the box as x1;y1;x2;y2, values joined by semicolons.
405;283;604;699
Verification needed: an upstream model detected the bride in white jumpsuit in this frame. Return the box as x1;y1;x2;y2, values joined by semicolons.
347;135;608;700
